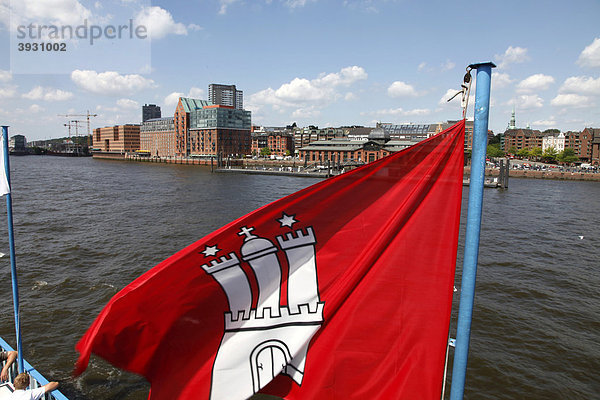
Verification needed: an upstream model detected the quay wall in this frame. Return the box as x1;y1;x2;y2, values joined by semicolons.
464;167;600;182
91;153;600;182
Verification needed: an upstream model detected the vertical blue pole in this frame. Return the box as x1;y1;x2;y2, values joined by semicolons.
2;126;24;373
449;62;495;400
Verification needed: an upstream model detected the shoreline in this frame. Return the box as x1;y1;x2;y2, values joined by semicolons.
90;153;600;182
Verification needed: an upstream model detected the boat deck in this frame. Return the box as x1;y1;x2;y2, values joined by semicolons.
0;337;68;400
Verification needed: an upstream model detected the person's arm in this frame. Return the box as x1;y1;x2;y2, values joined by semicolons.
43;381;59;393
0;351;17;381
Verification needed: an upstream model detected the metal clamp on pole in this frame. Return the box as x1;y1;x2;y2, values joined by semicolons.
449;62;495;400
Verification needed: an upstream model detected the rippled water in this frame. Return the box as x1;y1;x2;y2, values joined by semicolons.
0;156;598;399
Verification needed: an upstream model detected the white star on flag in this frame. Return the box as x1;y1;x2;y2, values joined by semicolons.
201;245;220;257
277;212;297;228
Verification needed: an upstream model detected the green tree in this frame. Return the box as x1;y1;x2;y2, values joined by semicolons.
260;147;271;157
542;147;558;163
508;146;518;155
543;129;561;134
557;148;579;164
517;148;530;158
489;134;501;145
487;144;504;157
530;147;543;160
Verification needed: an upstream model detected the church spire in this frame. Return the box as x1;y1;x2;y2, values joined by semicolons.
509;106;516;129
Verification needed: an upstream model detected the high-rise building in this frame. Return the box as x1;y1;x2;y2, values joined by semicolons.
208;84;243;110
142;104;161;122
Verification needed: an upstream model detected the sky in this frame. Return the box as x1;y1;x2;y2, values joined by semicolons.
0;0;599;141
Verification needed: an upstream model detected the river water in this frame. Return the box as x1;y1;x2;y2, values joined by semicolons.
0;156;598;399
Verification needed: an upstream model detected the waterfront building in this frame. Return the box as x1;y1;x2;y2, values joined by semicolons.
174;97;212;157
542;132;565;153
576;128;599;162
440;120;474;150
298;128;420;164
142;104;161;122
591;135;600;166
208;84;243;110
92;124;140;153
503;128;545;152
187;104;251;158
565;130;596;161
251;130;294;157
9;134;27;152
140;117;175;157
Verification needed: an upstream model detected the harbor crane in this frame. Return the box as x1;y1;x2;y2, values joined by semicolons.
58;110;98;145
64;120;85;138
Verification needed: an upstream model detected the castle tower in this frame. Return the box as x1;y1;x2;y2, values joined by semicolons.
239;226;282;317
201;253;252;320
277;227;319;313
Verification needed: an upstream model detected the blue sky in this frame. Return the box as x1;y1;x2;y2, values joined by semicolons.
0;0;599;141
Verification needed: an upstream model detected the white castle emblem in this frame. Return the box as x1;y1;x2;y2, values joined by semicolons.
200;213;324;400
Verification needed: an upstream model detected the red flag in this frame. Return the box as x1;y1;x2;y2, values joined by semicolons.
76;120;465;400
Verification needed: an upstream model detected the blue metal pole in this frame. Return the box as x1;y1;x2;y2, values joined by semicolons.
2;126;24;373
449;62;495;400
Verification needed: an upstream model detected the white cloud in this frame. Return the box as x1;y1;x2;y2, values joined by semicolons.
117;98;139;110
516;74;555;93
577;37;600;68
364;107;430;117
0;70;12;83
509;94;544;110
531;119;557;128
439;88;474;108
247;66;367;117
314;66;368;87
550;94;591;108
71;70;156;96
135;6;188;39
344;92;357;101
22;86;74;101
0;86;17;98
218;0;241;15
28;104;45;113
187;87;206;98
285;0;316;8
441;60;456;71
164;92;184;108
2;0;92;29
492;72;513;89
495;46;529;68
164;87;206;108
559;76;600;96
387;81;418;97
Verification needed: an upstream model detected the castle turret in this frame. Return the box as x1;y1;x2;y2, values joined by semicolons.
201;253;252;320
239;226;282;317
277;227;319;313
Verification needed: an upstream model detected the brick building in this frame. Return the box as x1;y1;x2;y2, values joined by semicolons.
298;128;418;164
140;117;175;157
503;128;545;152
591;136;600;166
93;124;140;153
251;131;294;157
188;104;251;158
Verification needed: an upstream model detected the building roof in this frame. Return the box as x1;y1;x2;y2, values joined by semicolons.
144;117;174;123
368;127;390;141
180;97;212;113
